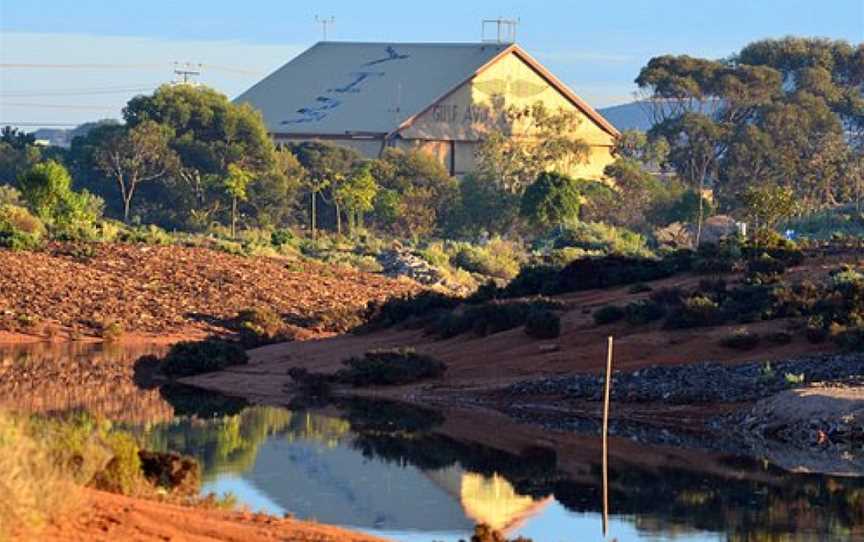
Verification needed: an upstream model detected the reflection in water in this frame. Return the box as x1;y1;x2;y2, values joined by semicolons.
135;394;864;542
0;341;172;423
2;341;863;541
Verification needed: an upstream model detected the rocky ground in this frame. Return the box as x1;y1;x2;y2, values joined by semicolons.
0;242;419;339
506;353;864;404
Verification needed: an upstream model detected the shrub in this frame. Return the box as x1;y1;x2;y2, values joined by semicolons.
746;254;787;281
558;255;678;292
138;451;200;496
551;221;653;258
361;291;460;331
91;433;141;495
335;348;446;386
624;299;666;325
119;224;174;245
805;316;829;343
99;320;124;343
524;309;561;339
0;411;78;539
665;295;725;328
235;306;294;347
720;328;761;350
434;298;565;338
287;367;333;396
159;339;249;377
650;287;685;307
628;283;653;294
451;237;524;280
593;305;625;325
831;325;864;351
270;228;294;247
500;265;562;298
0;204;45;250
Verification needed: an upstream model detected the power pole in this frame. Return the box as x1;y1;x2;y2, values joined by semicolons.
315;15;335;41
172;62;202;85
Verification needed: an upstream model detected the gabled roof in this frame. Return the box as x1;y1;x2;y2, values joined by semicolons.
235;41;619;138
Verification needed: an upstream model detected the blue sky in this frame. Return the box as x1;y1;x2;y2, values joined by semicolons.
1;0;861;129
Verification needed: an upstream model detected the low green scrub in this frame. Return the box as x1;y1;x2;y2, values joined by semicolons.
335;348;447;386
624;299;666;325
549;221;653;258
158;338;249;377
0;204;45;250
429;298;566;338
234;306;295;347
665;295;726;329
360;291;461;331
720;328;761;350
451;237;525;280
524;309;561;339
593;305;625;325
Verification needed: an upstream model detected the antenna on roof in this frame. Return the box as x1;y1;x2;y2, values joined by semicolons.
481;18;519;43
172;61;202;85
315;15;336;41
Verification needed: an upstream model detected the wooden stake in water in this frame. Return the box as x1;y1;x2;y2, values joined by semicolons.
602;336;614;539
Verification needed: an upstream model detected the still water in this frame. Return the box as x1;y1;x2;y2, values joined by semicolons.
2;342;863;541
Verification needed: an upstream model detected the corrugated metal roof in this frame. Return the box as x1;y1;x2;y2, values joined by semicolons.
235;42;510;136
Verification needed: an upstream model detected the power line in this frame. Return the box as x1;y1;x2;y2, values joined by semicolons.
0;102;119;111
0;63;164;70
0;87;156;98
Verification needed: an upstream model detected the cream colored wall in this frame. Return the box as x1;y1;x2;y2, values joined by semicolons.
398;51;616;180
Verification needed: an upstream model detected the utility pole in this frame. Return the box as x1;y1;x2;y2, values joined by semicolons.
315;15;335;41
172;61;202;85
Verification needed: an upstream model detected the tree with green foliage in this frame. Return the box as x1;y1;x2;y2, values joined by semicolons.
223;164;255;237
520;171;581;229
449;173;519;237
474;102;590;194
121;84;276;228
93;120;177;222
636;38;861;226
650;113;726;244
369;148;457;238
17;160;102;231
246;148;305;228
335;162;378;235
288;142;361;238
739;183;799;232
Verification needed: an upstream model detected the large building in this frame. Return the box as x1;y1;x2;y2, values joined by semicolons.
236;41;619;178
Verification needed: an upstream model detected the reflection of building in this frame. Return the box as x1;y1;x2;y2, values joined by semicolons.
427;466;552;534
236;42;618;178
235;434;549;533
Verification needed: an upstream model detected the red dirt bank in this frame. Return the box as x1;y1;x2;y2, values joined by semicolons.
29;488;389;542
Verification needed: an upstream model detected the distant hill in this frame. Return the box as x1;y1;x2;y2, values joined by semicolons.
30;119;120;148
597;102;654;132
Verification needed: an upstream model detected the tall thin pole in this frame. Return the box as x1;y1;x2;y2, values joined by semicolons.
602;336;614;538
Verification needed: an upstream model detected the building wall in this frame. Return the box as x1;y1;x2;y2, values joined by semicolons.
398;51;616;180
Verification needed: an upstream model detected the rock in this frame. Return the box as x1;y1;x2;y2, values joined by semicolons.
700;215;739;245
138;450;200;496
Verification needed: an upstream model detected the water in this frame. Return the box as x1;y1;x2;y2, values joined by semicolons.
3;342;863;541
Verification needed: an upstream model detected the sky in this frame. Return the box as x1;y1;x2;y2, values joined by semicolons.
0;0;861;130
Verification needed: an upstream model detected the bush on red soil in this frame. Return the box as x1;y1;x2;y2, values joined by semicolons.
159;338;248;377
